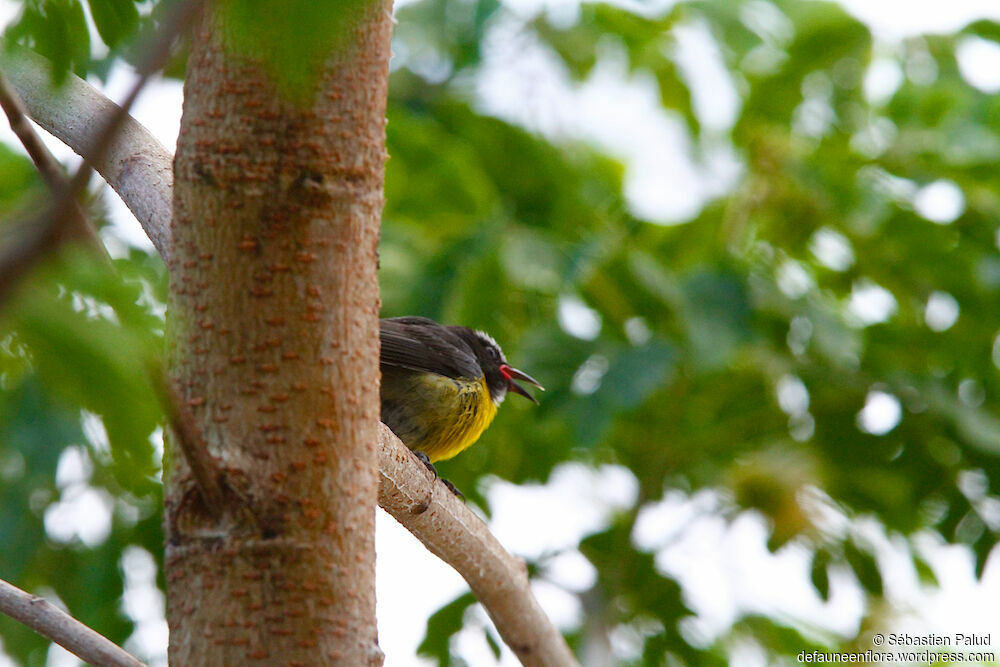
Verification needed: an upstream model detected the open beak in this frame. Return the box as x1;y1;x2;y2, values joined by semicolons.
499;364;544;404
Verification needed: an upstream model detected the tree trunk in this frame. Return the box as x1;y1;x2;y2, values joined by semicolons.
164;2;391;664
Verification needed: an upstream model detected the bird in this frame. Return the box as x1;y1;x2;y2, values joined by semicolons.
380;316;543;463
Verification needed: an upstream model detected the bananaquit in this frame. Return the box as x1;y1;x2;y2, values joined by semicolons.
380;316;543;463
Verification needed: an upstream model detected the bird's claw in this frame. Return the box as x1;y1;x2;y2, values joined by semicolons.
441;479;464;500
410;451;464;500
412;450;436;475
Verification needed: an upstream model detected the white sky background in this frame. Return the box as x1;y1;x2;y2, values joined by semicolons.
2;0;1000;665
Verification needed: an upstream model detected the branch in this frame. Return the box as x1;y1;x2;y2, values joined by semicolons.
150;364;226;515
2;48;579;667
0;46;174;262
0;2;195;298
377;425;577;666
0;68;73;191
0;578;146;667
52;0;203;214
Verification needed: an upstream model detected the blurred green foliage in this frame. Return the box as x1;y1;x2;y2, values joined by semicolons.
3;0;1000;664
216;0;379;103
0;152;165;665
4;0;91;82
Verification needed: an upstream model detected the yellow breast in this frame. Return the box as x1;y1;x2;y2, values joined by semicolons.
419;375;498;462
380;371;499;462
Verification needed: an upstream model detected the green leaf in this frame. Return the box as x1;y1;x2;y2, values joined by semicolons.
810;548;831;601
680;269;751;370
0;376;75;583
393;0;499;74
5;0;92;81
215;0;377;104
602;339;675;409
0;373;163;663
973;530;993;580
913;552;939;587
843;540;882;596
442;248;508;329
87;0;139;48
729;615;833;656
417;592;476;665
385;105;498;234
962;20;1000;43
484;628;502;660
0;144;45;214
4;252;162;491
580;520;699;663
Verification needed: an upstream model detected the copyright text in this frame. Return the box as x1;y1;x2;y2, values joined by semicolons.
797;649;995;664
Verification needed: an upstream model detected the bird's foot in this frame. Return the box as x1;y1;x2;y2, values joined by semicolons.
412;450;436;475
410;451;464;500
441;479;465;500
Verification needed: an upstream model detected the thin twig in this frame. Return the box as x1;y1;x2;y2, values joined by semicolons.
0;578;146;667
0;68;72;191
150;364;226;516
0;46;174;259
0;70;99;305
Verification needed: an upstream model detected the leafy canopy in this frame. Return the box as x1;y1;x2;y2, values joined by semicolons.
3;0;1000;663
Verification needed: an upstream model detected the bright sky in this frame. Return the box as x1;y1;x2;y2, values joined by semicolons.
1;0;1000;665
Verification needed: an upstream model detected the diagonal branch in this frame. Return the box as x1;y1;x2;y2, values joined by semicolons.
150;364;226;515
377;424;577;666
2;46;579;667
0;68;76;192
54;0;204;217
0;45;174;261
0;578;146;667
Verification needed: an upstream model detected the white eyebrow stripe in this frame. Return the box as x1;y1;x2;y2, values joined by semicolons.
474;330;499;347
473;330;506;361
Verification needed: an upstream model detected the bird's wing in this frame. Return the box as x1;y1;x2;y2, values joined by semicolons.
380;317;482;380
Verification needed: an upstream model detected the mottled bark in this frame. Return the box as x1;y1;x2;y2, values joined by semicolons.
164;3;391;664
